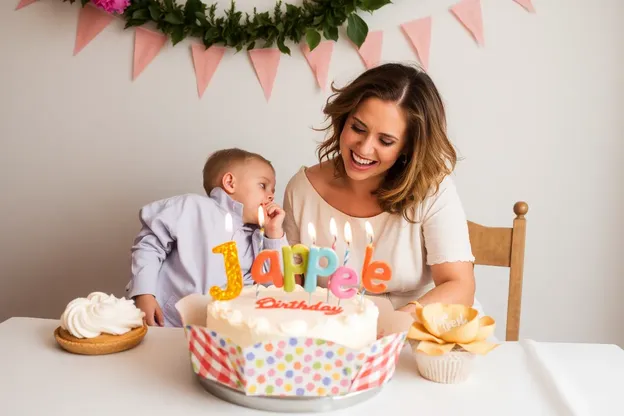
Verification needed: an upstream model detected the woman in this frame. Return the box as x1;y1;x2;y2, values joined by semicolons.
283;62;481;315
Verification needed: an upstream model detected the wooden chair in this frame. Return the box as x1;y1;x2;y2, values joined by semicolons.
467;202;528;342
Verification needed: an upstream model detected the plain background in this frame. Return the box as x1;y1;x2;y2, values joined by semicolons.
1;0;622;345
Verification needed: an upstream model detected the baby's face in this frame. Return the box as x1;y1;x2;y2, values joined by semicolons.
231;159;276;224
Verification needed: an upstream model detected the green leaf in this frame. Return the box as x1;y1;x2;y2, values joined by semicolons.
163;0;174;12
360;0;393;12
277;37;291;55
164;13;183;25
305;29;321;51
124;19;147;29
148;5;161;20
204;26;219;42
171;26;186;45
80;0;89;6
346;14;368;48
195;11;209;26
323;25;338;41
312;15;324;26
247;41;256;51
132;9;150;20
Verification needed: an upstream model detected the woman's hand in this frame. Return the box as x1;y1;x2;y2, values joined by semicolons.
416;261;475;306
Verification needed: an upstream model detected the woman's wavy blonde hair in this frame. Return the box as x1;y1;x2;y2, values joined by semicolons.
316;63;457;223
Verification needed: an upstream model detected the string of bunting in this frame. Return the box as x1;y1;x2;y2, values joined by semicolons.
15;0;536;101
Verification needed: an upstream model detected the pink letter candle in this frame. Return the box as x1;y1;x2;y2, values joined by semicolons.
328;266;358;299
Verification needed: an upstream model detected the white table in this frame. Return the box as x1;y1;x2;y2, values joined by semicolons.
1;317;623;415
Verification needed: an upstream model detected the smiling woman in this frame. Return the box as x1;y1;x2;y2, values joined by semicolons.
283;63;482;314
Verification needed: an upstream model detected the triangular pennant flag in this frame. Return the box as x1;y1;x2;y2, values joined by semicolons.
15;0;37;10
513;0;536;13
248;48;281;101
191;44;226;98
73;5;114;56
301;41;334;91
356;31;383;69
401;17;432;71
450;0;485;46
133;27;167;80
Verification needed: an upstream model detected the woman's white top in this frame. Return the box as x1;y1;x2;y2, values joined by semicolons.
282;167;475;309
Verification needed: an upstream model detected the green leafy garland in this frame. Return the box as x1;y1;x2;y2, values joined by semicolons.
65;0;393;54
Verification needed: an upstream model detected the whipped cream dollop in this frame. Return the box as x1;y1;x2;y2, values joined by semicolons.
60;292;145;338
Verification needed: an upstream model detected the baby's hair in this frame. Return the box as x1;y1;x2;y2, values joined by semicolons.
202;148;273;194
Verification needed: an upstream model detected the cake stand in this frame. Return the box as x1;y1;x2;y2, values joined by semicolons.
196;375;385;413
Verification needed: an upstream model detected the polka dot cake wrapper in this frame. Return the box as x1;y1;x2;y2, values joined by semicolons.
184;325;407;397
176;293;411;397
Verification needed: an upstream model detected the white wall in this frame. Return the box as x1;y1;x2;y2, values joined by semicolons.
1;0;622;345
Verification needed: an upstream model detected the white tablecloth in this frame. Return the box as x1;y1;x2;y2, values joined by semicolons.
1;317;622;415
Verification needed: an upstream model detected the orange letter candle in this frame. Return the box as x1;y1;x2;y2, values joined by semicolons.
361;221;391;294
251;250;284;287
210;213;244;300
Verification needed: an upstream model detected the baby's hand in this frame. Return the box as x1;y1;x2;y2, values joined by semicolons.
134;294;164;326
263;202;286;239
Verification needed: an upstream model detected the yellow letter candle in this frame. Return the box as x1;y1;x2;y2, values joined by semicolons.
209;212;244;301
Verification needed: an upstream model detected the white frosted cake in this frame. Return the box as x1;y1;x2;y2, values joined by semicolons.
206;285;378;350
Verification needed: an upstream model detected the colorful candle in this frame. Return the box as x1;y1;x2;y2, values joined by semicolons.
329;266;358;299
361;221;391;294
255;205;265;297
329;218;337;251
282;244;310;292
257;205;265;251
210;213;243;301
304;223;339;294
251;250;283;287
343;221;352;266
327;218;338;303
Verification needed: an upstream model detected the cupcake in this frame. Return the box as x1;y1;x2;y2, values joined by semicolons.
406;302;499;384
55;292;147;355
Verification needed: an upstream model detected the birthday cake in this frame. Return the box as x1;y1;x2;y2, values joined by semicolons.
206;284;378;350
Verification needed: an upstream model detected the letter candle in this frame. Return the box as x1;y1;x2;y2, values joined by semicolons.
326;217;338;303
209;213;243;301
360;221;392;302
251;204;286;291
304;223;338;303
343;222;352;267
256;205;265;298
333;221;353;306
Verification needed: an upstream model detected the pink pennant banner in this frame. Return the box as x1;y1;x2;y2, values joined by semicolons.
301;41;334;91
15;0;37;10
401;17;432;71
133;27;167;81
513;0;536;13
74;5;114;56
450;0;485;46
248;48;281;101
356;31;383;69
191;44;226;99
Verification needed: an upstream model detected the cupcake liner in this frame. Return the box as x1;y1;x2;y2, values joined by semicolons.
412;345;475;384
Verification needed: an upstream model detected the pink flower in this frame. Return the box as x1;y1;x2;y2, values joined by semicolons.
92;0;130;14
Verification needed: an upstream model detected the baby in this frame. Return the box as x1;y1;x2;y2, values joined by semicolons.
125;148;288;327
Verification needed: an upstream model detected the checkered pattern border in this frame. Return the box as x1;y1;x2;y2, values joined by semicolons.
187;326;243;390
349;332;407;392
